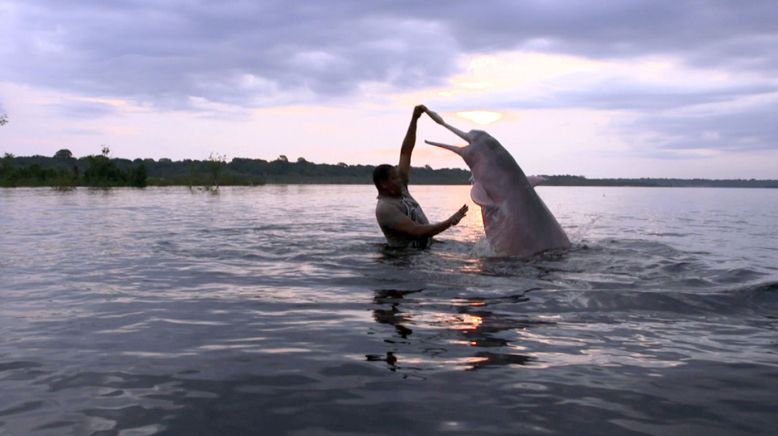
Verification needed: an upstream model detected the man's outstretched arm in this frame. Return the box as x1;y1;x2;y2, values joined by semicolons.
398;105;426;185
385;204;469;239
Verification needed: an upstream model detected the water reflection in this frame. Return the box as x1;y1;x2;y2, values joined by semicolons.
452;304;541;370
367;288;542;371
460;249;571;278
371;288;420;340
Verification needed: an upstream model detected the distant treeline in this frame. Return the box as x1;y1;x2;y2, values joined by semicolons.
0;149;470;187
1;150;776;188
2;148;149;188
539;175;778;188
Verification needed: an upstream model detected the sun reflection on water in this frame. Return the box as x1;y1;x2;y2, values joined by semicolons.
450;313;484;332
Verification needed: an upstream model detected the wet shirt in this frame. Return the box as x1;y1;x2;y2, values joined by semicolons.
375;186;431;248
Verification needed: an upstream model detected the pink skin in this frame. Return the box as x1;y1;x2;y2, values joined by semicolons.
424;110;570;257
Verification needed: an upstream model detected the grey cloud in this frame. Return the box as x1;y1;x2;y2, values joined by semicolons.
48;99;118;118
427;78;778;154
2;0;777;109
623;99;778;152
425;0;778;69
1;0;458;108
450;81;778;112
562;84;778;112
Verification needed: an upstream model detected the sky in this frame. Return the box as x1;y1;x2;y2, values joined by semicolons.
1;0;777;178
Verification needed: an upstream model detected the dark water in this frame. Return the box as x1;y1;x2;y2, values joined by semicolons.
1;185;777;435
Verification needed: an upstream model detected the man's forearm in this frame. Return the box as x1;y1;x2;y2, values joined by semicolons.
400;116;418;156
398;111;421;182
391;204;467;239
410;219;452;239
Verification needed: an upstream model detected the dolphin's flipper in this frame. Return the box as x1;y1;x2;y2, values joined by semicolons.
470;183;495;207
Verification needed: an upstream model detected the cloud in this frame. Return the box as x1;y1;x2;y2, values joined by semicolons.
423;0;778;70
2;0;777;166
48;99;118;118
433;78;777;113
411;49;778;154
624;97;778;152
2;0;777;110
0;1;457;108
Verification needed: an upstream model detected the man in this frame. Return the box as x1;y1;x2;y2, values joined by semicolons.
374;105;468;248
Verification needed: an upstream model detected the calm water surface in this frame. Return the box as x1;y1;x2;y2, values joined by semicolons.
1;185;777;435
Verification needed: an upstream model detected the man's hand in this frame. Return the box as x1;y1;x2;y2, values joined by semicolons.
448;204;469;226
413;104;427;119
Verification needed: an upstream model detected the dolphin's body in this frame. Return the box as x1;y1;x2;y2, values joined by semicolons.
425;112;570;257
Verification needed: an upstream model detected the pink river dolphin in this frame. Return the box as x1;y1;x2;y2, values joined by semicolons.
425;110;571;258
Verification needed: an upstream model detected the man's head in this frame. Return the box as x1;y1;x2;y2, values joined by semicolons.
373;164;403;197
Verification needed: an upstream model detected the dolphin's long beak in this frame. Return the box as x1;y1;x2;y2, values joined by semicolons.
425;140;466;156
426;110;473;143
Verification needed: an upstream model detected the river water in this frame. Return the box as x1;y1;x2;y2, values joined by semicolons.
1;185;777;435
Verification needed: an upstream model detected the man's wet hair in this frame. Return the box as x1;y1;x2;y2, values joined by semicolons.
373;164;394;189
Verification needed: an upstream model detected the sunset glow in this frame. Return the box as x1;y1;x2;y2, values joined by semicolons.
1;2;776;178
456;111;503;125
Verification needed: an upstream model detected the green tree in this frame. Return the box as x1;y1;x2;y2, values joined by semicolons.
84;146;125;187
1;153;13;171
128;163;147;188
1;153;15;185
206;152;226;189
54;149;73;160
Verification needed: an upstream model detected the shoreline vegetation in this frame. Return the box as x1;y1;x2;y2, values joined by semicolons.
2;149;777;189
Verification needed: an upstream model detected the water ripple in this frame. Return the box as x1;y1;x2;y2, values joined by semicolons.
1;186;777;434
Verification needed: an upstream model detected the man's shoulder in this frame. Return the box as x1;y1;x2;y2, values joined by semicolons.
376;197;407;225
376;197;402;214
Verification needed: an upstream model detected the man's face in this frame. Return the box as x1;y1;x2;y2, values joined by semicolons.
381;167;403;196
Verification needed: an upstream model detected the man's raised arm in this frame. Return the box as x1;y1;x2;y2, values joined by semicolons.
398;105;426;185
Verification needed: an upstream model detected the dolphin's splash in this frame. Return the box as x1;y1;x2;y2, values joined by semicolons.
425;110;571;258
